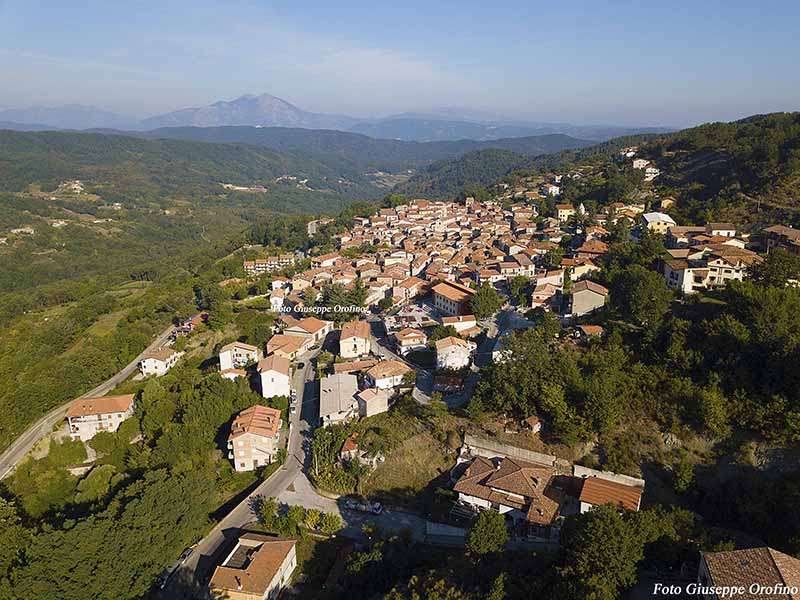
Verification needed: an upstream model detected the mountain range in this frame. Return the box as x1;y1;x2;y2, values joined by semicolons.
0;93;673;142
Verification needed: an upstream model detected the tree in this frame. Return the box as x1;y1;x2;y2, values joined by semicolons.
672;451;695;494
508;276;530;305
428;325;459;345
258;496;280;531
698;379;730;437
470;284;503;319
0;498;29;583
466;510;508;557
558;505;646;600
610;264;672;326
304;508;321;531
320;512;344;535
378;296;395;311
753;248;800;287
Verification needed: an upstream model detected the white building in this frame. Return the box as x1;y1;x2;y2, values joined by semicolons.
270;289;286;312
641;212;676;234
283;316;333;344
394;328;428;356
319;373;359;427
219;341;262;371
209;534;296;600
138;347;184;377
66;394;136;442
356;388;392;418
339;320;371;359
364;360;412;390
258;355;292;399
434;336;477;370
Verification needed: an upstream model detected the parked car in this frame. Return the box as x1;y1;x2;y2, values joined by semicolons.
179;547;194;562
344;496;383;514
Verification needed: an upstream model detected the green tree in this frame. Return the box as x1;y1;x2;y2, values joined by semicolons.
610;264;672;326
470;284;503;319
508;276;531;305
320;512;344;535
558;505;645;600
753;248;800;287
304;508;321;531
466;510;508;557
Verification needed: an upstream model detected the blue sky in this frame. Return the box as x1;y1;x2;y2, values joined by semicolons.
1;0;798;126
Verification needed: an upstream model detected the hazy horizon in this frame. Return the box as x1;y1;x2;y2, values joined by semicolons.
2;0;799;128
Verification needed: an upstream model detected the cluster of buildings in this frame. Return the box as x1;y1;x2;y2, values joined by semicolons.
243;254;296;277
450;436;644;543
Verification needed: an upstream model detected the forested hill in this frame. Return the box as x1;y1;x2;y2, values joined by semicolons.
130;126;594;172
637;112;800;221
394;149;529;198
0;129;381;201
395;134;661;199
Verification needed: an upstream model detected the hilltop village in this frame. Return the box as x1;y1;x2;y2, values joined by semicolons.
48;165;799;598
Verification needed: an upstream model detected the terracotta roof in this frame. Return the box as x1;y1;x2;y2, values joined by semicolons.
431;280;475;303
434;336;474;351
578;477;642;511
292;316;329;334
703;547;800;599
66;394;135;418
333;359;379;374
257;355;291;376
340;320;370;341
142;347;179;362
209;534;295;595
571;280;609;297
229;405;281;440
578;325;605;336
442;315;477;325
220;341;259;354
266;334;307;356
340;433;359;454
365;360;412;380
453;456;561;525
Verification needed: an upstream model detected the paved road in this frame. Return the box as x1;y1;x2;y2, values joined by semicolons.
165;352;318;598
0;324;176;480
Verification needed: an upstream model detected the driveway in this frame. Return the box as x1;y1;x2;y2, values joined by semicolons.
278;472;427;541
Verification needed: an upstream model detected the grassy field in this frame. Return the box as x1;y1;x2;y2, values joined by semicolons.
363;431;454;506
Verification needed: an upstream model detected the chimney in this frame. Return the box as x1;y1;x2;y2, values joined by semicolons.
235;576;242;591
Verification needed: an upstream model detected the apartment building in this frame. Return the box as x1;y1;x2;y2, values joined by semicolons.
243;254;295;277
219;341;262;371
66;394;136;442
227;405;282;472
209;533;296;600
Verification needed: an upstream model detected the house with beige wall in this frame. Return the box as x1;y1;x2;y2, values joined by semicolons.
227;405;282;472
66;394;136;442
258;356;291;399
339;320;371;359
209;533;296;600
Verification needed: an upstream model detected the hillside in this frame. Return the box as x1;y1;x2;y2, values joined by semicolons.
639;112;800;221
0;129;382;202
136;125;593;173
394;149;529;198
393;134;657;198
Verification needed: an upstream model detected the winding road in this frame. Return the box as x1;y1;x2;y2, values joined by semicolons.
0;323;175;480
